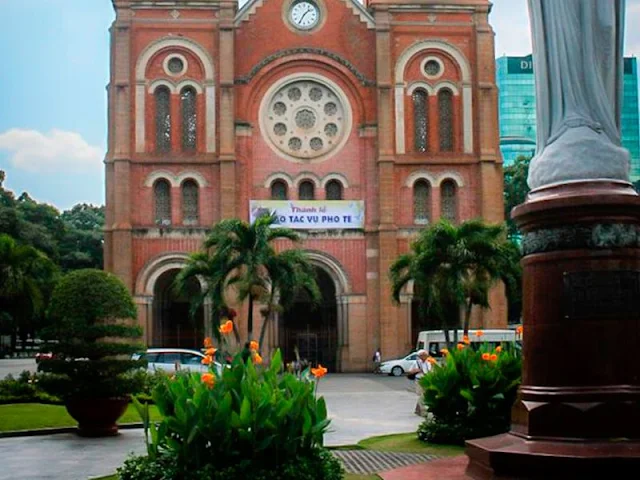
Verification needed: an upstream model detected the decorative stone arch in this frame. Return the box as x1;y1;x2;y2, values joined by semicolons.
304;250;351;295
295;172;322;188
434;81;460;95
135;36;216;154
395;40;473;154
144;170;178;188
177;171;208;187
405;171;437;188
177;80;204;95
135;253;193;296
436;171;465;187
321;173;350;188
407;81;436;96
263;172;295;188
148;79;178;94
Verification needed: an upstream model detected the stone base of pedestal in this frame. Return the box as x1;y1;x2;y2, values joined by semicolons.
465;433;640;479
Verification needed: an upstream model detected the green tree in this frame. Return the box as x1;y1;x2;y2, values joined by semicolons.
0;234;57;352
59;204;105;270
503;155;531;239
390;220;521;344
176;214;315;341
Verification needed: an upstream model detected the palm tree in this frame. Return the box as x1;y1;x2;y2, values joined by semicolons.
390;220;520;345
176;214;315;341
0;234;56;352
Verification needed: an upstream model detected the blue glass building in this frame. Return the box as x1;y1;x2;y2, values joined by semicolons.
496;55;640;182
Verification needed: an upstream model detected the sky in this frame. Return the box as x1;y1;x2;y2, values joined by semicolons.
0;0;639;210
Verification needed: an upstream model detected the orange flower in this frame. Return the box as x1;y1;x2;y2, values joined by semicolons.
311;364;328;378
250;340;259;351
204;337;213;348
201;373;215;388
457;343;465;351
440;348;449;356
475;330;484;338
482;353;491;361
252;352;263;365
463;335;471;345
201;355;212;365
516;325;524;335
205;347;217;356
490;354;498;362
495;346;502;353
427;356;437;365
219;320;234;334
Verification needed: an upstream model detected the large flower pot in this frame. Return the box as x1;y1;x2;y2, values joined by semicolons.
65;397;130;437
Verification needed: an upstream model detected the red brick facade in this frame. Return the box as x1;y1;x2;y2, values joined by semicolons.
106;0;505;371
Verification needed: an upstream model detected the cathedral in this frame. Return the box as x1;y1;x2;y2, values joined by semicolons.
105;0;505;371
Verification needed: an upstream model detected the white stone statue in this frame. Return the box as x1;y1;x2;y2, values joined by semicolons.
527;0;630;189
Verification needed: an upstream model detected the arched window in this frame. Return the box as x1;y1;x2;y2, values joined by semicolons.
270;180;288;200
154;179;171;225
325;180;343;200
155;86;172;152
182;180;199;224
438;89;454;152
413;180;431;224
413;90;428;153
181;87;197;152
441;180;458;223
299;181;315;200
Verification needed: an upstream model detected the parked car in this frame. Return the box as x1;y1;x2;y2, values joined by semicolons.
35;352;53;364
378;352;419;377
132;348;224;375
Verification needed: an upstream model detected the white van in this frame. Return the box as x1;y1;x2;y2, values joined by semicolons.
416;329;520;358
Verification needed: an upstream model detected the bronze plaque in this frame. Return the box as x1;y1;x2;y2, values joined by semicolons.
563;271;640;320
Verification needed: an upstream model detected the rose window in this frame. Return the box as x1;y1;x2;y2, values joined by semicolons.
263;80;347;160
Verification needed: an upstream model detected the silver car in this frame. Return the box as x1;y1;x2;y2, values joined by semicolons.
133;348;223;375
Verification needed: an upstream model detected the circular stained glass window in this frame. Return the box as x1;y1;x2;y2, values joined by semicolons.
424;59;442;77
262;79;348;161
167;57;185;74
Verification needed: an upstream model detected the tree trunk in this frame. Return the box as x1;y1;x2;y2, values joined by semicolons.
463;299;473;337
247;294;254;340
258;310;270;353
444;327;451;348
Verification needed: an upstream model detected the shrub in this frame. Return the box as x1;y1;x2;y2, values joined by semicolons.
119;345;340;480
418;341;522;445
38;269;146;400
0;371;61;405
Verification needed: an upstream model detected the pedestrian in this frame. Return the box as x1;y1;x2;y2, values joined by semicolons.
372;348;381;373
408;349;431;416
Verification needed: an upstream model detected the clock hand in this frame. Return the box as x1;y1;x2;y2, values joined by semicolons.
300;7;312;23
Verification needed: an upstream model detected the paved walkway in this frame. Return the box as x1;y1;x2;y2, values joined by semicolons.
0;374;423;480
380;455;469;480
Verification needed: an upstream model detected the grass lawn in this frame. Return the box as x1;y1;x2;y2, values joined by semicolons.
358;432;464;457
0;403;161;433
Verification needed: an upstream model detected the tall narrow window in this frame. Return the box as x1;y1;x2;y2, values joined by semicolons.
182;180;199;224
155;86;171;152
413;180;431;224
299;181;315;200
441;180;458;223
270;180;288;200
325;180;343;200
154;179;171;225
438;89;454;152
413;90;428;153
181;87;197;152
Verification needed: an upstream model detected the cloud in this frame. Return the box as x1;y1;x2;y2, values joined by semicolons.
0;129;103;173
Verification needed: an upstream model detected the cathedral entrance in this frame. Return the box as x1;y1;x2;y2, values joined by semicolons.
281;267;338;372
152;269;204;348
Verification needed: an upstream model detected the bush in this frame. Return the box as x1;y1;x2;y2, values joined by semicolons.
119;348;340;480
418;341;522;445
0;371;61;405
38;269;146;400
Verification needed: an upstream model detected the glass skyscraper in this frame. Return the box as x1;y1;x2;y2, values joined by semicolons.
496;55;640;182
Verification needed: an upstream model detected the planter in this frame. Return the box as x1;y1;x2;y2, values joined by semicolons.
65;397;130;437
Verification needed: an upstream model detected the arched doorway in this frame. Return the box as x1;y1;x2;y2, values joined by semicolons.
280;267;338;372
152;269;204;348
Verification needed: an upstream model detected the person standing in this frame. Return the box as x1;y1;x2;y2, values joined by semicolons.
372;348;381;373
409;350;431;416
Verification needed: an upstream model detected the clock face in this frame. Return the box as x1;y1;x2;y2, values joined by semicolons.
290;1;319;30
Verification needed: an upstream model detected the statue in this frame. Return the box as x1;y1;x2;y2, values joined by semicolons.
527;0;630;189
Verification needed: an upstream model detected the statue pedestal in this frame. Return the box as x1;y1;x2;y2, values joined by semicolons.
466;181;640;478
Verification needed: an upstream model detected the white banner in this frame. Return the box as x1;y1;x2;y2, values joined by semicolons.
250;200;365;229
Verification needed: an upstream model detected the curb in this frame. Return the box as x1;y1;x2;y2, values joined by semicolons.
0;422;144;439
